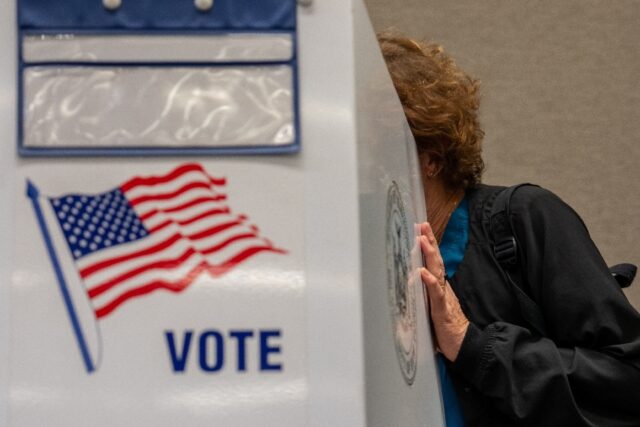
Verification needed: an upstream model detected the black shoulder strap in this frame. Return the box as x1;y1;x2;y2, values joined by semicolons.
490;184;548;336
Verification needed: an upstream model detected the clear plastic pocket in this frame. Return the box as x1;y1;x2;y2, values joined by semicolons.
19;32;298;155
22;33;294;63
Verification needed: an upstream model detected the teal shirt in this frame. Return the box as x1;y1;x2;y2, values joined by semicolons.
437;197;469;427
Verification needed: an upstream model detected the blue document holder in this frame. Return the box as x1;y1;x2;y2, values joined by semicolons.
18;0;299;156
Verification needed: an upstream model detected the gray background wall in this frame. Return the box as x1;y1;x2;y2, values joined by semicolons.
364;0;640;309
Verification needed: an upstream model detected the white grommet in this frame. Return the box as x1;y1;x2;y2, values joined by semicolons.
194;0;214;12
103;0;122;11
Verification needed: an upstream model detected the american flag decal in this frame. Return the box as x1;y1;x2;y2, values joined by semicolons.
30;163;287;320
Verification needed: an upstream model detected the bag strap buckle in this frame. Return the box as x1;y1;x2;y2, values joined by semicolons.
494;237;518;266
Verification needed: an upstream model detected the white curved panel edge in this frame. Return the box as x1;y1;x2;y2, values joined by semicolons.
0;0;444;425
353;0;445;425
0;0;17;425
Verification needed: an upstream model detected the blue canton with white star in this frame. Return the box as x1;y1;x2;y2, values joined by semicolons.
50;188;149;260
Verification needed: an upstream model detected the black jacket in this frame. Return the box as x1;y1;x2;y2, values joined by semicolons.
447;184;640;426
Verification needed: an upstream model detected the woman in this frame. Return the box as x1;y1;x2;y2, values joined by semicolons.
378;32;640;426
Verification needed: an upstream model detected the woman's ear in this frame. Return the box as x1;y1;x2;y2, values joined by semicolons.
420;152;443;179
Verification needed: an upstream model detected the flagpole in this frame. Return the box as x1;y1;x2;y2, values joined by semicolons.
26;180;95;373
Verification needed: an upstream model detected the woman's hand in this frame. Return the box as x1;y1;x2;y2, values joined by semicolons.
420;222;469;362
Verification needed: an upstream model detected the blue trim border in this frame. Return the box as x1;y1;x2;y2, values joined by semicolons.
17;5;300;157
18;0;296;31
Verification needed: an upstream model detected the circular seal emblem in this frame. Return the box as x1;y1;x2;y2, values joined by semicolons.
385;181;417;385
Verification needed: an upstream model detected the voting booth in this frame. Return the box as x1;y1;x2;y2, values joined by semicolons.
0;0;445;425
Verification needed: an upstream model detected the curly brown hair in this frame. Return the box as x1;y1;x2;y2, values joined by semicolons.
378;31;485;189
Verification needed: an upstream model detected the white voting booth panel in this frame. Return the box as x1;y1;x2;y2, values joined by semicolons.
0;0;445;425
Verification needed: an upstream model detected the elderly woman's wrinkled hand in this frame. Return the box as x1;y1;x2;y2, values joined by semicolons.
420;222;469;362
